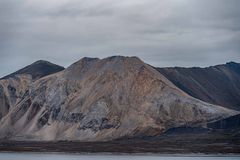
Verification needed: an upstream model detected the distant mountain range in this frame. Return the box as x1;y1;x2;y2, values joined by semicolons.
0;56;239;144
157;62;240;111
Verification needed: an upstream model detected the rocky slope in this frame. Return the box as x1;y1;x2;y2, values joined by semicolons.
0;56;237;141
0;61;64;120
157;62;240;111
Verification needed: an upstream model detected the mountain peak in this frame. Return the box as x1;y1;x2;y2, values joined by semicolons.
32;60;53;65
226;61;238;65
74;55;142;65
226;61;240;67
65;55;146;80
80;57;99;62
103;55;141;61
1;60;64;80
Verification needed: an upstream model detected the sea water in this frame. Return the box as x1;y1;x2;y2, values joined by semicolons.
0;152;239;160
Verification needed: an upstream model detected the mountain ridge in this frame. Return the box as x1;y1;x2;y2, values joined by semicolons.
156;61;240;111
0;56;237;141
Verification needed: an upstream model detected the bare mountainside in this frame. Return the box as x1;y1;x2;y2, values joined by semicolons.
0;56;237;141
0;61;64;120
157;62;240;111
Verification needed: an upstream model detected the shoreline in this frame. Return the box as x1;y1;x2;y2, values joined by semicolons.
1;131;240;155
0;151;240;157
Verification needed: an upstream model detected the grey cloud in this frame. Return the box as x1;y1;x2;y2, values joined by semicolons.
36;2;115;18
0;0;239;77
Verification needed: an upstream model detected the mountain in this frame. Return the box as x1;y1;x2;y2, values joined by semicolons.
0;60;64;120
157;62;240;111
0;56;237;141
1;60;65;81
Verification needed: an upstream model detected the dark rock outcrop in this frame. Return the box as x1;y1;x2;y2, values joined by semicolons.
207;114;240;130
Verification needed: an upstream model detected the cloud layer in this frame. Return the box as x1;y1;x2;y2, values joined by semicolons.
0;0;240;76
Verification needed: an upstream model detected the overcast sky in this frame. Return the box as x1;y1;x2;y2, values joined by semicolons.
0;0;240;77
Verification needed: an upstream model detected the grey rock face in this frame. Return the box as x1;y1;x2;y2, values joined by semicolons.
78;101;119;132
37;110;50;128
0;84;10;119
11;99;32;125
0;75;32;121
61;112;84;123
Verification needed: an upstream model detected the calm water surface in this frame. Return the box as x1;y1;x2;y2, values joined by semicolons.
0;152;239;160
